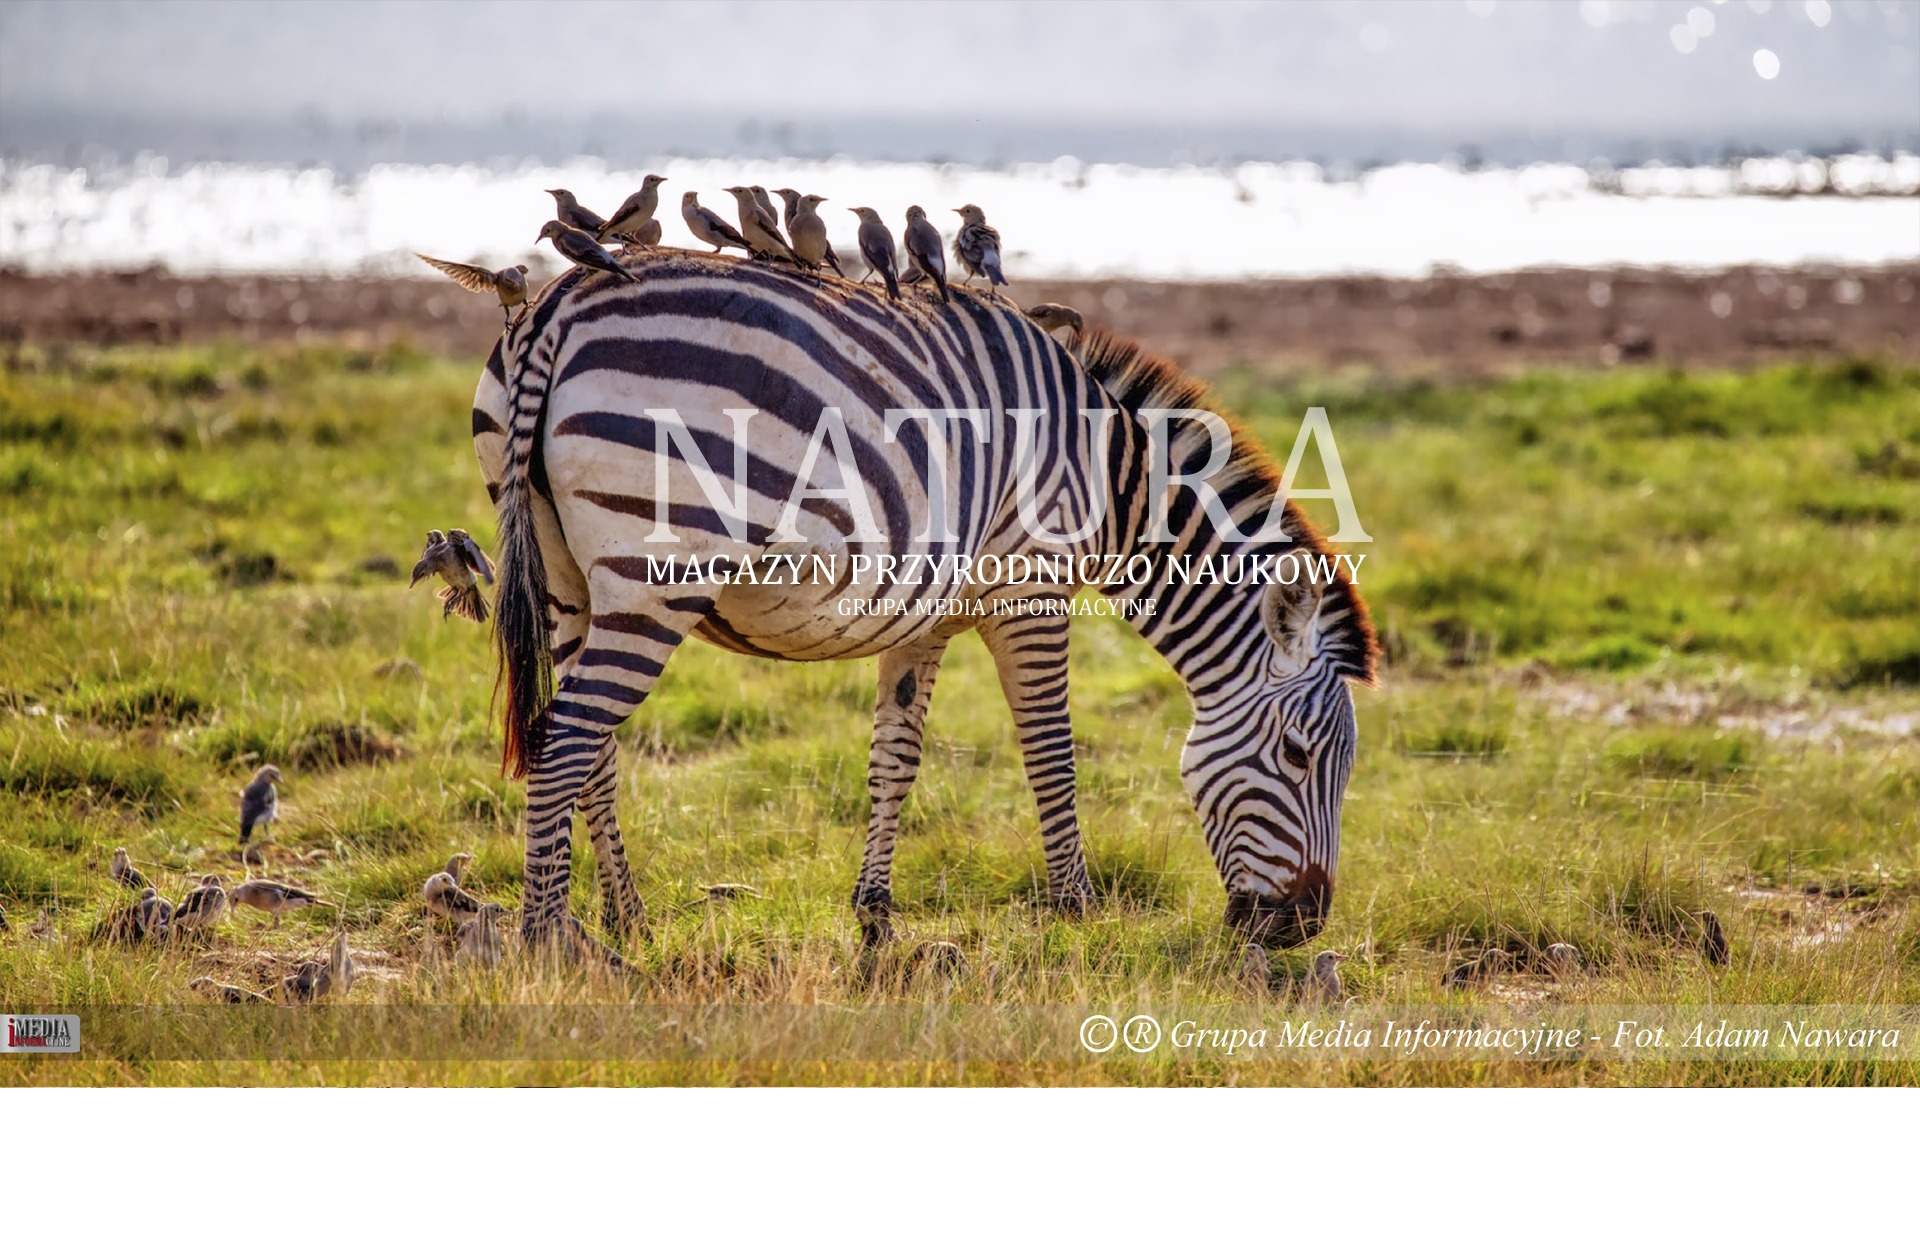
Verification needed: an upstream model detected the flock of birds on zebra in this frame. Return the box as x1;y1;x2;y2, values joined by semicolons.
416;178;1088;339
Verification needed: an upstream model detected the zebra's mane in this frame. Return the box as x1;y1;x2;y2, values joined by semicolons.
1071;326;1379;685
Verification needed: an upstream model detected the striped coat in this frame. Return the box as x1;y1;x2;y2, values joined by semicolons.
472;253;1375;961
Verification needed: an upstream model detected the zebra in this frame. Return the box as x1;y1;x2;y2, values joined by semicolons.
471;252;1376;962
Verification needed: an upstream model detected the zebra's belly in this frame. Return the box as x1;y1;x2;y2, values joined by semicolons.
696;560;976;661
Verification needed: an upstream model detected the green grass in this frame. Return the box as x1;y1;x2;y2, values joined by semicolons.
2;341;1918;1086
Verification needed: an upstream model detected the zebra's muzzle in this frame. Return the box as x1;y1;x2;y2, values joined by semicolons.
1224;876;1330;949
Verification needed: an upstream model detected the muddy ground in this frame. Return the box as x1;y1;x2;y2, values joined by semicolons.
3;260;1915;375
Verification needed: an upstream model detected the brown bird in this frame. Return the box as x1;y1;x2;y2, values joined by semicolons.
322;929;355;998
423;871;485;924
239;765;283;851
1241;941;1270;993
697;883;765;902
444;852;476;882
850;207;900;299
902;205;948;303
1699;910;1730;965
282;960;327;1004
230;880;331;929
190;977;271;1004
724;186;798;263
537;220;637;281
1026;303;1084;338
110;846;149;890
1302;950;1348;1004
784;193;843;275
134;885;173;942
681;191;751;255
908;939;967;978
1443;947;1513;991
1543;942;1583;974
410;528;496;623
546;188;606;236
172;874;229;934
952;203;1006;289
415;254;530;322
456;902;506;967
596;174;667;245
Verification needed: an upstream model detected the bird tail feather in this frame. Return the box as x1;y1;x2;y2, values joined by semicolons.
442;584;490;624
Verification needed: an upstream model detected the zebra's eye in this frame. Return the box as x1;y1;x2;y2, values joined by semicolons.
1282;736;1311;772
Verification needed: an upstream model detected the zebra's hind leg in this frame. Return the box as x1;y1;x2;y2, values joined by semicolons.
579;734;649;940
979;611;1095;914
852;634;954;949
521;599;706;965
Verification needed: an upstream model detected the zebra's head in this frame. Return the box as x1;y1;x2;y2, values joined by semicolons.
1182;554;1375;948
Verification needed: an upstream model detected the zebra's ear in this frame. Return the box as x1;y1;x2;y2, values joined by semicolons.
1258;551;1326;676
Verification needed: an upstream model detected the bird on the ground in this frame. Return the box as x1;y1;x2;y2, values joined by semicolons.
724;186;798;262
414;255;530;323
134;886;173;942
230;880;330;929
1026;303;1084;338
190;977;272;1003
410;527;496;623
1543;942;1583;974
546;188;606;237
239;765;283;852
283;960;327;1004
536;220;637;282
681;191;752;255
902;205;949;303
1241;941;1270;993
1443;947;1514;991
444;852;476;882
1302;950;1348;1004
850;207;900;299
953;204;1007;289
1699;910;1730;966
456;902;505;966
110;847;148;890
596;174;668;246
323;929;355;998
785;194;843;275
698;883;765;902
173;874;229;934
423;871;485;925
909;939;967;978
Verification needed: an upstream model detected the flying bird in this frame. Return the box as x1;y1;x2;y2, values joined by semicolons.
537;220;637;282
902;205;949;303
410;528;496;623
546;188;606;237
423;871;485;925
1302;950;1348;1004
850;207;900;300
597;174;668;246
110;847;149;890
953;204;1007;289
724;186;798;263
415;255;530;322
230;880;331;929
239;765;283;851
681;192;752;255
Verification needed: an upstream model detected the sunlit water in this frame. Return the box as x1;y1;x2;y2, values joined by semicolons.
3;154;1916;279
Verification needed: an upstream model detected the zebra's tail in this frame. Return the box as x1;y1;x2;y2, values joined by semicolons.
493;315;558;780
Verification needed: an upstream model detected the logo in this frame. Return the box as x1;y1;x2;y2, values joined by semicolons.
2;1014;79;1053
1123;1015;1163;1053
1079;1014;1163;1054
1079;1015;1119;1053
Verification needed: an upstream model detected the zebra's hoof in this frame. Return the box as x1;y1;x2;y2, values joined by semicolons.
524;915;630;972
854;902;895;951
1049;888;1095;917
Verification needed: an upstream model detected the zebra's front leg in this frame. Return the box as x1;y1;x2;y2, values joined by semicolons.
578;735;648;940
522;601;703;964
852;635;953;949
979;611;1095;913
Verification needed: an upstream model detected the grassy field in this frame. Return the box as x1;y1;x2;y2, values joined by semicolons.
1;339;1917;1085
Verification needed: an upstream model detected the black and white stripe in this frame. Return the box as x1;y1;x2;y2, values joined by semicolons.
473;252;1376;958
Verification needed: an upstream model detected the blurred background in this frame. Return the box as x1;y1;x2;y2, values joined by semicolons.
1;0;1916;365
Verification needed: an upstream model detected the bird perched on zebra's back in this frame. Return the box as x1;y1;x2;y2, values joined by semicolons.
849;207;900;299
546;188;606;237
597;174;667;246
681;191;752;255
783;193;843;275
1302;950;1348;1004
750;186;782;232
173;874;229;934
456;902;506;967
410;528;496;623
1026;303;1083;339
415;255;529;323
230;880;330;929
724;186;798;263
190;977;272;1003
953;204;1007;289
902;205;949;303
110;846;149;890
423;871;485;925
239;765;283;852
537;220;637;282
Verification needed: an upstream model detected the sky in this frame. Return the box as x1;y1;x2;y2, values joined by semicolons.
2;0;1916;168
